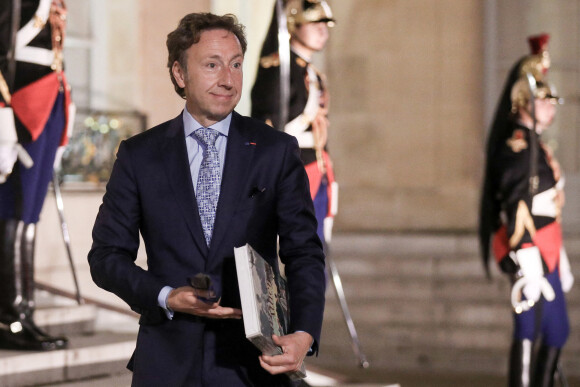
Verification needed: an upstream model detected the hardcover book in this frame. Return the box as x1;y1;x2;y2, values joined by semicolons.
234;243;306;380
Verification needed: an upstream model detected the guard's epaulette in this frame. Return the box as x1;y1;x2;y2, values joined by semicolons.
260;53;311;69
506;129;528;153
260;53;280;68
295;57;308;68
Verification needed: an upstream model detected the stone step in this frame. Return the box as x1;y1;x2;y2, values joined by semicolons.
0;286;139;387
0;331;136;387
310;337;508;376
313;330;580;378
330;274;511;301
329;233;481;257
324;295;509;327
330;232;580;257
34;304;97;337
330;250;580;284
322;317;510;351
324;290;580;347
329;253;486;280
33;285;97;336
331;274;580;305
324;300;511;328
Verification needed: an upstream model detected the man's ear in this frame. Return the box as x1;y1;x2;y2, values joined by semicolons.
172;61;186;88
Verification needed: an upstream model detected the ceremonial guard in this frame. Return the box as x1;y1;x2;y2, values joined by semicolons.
0;0;73;350
251;0;369;368
251;0;337;247
479;34;573;387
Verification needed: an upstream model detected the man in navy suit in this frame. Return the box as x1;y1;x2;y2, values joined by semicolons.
88;12;325;386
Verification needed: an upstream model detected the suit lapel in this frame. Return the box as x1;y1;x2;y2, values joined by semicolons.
209;112;254;258
161;114;209;256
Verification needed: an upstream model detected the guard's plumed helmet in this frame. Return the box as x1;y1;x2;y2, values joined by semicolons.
511;33;562;112
286;0;335;33
519;33;551;81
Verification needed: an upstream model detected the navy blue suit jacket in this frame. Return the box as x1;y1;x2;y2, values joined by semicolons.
88;111;325;386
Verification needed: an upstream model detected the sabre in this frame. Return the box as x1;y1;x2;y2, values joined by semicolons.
52;169;83;305
326;245;369;368
276;0;290;129
525;72;539;196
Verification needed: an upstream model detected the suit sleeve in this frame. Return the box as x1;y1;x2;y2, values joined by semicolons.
275;136;325;354
88;140;165;316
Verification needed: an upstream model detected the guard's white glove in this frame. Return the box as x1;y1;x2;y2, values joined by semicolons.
0;107;33;182
0;107;19;182
323;182;339;243
559;246;574;293
330;181;339;216
323;217;333;244
515;246;544;303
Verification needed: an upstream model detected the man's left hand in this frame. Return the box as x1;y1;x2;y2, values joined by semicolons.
167;286;242;319
258;332;312;375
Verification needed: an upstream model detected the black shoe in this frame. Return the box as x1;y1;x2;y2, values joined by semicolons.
0;220;69;351
0;318;68;351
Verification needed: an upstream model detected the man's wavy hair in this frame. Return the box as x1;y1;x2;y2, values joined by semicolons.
167;13;247;98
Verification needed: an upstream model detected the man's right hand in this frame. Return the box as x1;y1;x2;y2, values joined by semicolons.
167;286;242;319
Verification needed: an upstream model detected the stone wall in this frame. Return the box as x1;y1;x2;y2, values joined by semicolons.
325;1;484;232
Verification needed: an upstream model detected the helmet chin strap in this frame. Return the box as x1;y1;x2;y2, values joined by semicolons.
523;103;552;134
520;108;544;134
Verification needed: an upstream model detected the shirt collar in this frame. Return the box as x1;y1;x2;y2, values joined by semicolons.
291;47;312;64
182;107;232;138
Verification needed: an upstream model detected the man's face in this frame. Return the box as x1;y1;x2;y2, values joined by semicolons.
534;98;557;130
293;21;329;52
172;29;243;127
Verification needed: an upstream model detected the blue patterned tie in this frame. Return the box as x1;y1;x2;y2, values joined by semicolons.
194;128;221;246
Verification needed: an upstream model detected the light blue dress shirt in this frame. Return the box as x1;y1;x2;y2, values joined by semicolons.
157;108;232;319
